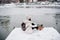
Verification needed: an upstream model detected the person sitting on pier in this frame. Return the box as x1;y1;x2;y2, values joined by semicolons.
21;16;37;33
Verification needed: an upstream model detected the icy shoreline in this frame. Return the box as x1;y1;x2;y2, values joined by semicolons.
0;3;60;8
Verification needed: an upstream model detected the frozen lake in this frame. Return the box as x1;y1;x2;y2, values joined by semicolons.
0;6;60;40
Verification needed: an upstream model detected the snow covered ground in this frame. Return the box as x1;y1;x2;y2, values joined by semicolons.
0;3;60;8
6;27;60;40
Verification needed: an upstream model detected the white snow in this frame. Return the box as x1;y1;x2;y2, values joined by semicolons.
6;27;60;40
0;2;60;8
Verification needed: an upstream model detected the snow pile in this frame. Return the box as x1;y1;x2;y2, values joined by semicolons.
0;3;16;8
4;3;16;8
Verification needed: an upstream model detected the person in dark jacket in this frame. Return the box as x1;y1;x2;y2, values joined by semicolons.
21;22;26;31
